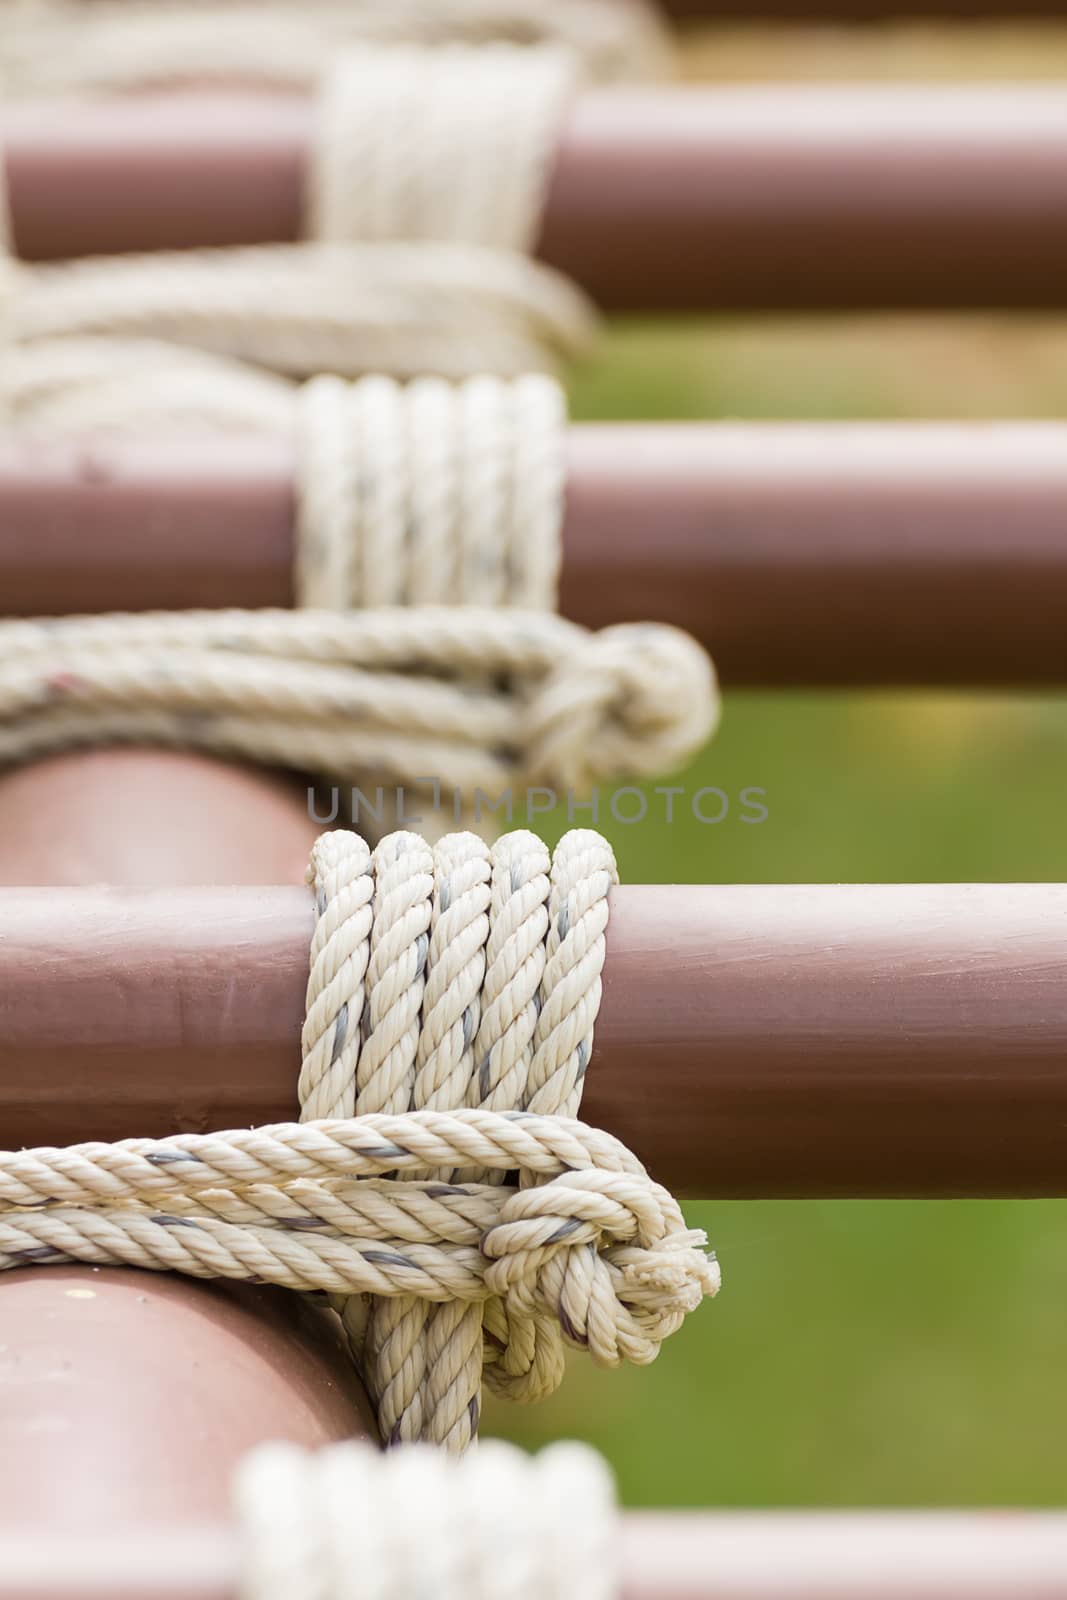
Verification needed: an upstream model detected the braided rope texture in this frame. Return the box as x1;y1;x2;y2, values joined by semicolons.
0;609;719;804
236;1438;617;1600
296;374;565;610
1;829;718;1451
0;0;672;95
2;45;597;433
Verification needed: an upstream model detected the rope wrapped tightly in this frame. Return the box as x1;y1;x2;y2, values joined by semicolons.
2;45;598;432
236;1439;618;1600
0;0;671;95
1;830;718;1450
296;373;565;611
0;609;718;805
4;365;570;610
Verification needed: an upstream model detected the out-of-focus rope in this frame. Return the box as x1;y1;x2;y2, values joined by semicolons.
0;607;719;804
235;1438;618;1600
1;45;597;432
0;0;672;95
296;374;565;611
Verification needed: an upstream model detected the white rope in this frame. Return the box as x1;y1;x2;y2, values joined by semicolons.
0;0;672;96
0;608;720;802
1;45;598;434
2;829;719;1449
3;241;595;430
303;827;626;1446
311;46;576;253
296;374;565;611
235;1439;618;1600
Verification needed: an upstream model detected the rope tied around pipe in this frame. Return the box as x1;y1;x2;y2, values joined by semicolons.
296;373;566;610
0;829;718;1448
0;608;718;805
1;45;598;432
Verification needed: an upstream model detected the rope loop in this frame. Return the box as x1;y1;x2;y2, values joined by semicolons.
528;620;720;785
0;609;720;803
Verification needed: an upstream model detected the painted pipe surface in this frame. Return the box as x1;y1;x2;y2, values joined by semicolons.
9;88;1067;309
5;423;1067;685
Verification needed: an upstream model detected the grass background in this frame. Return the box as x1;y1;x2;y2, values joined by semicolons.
484;21;1067;1506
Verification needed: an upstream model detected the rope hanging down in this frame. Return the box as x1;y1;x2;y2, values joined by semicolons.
0;609;718;807
0;0;671;95
0;830;718;1450
1;45;598;432
236;1439;618;1600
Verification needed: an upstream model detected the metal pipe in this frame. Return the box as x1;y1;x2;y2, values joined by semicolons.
3;878;1067;1197
9;87;1067;309
8;1510;1067;1600
6;423;1067;686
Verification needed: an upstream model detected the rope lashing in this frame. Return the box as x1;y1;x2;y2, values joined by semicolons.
0;0;671;96
1;45;598;433
235;1439;618;1600
0;830;719;1450
0;610;719;803
310;45;575;252
296;374;565;610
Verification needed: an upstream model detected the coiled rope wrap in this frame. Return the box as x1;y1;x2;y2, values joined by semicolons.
0;830;718;1450
296;374;565;610
1;45;597;433
236;1439;617;1600
0;609;718;807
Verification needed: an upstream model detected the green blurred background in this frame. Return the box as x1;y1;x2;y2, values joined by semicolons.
485;21;1067;1506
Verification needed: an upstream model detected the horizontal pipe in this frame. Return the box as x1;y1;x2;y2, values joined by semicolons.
9;87;1067;308
3;882;1067;1197
7;1511;1067;1600
0;1267;376;1536
6;423;1067;686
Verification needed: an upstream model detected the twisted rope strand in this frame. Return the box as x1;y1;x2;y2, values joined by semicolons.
0;832;718;1449
0;608;719;800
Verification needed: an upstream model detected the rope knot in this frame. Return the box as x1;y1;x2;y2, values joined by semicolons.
525;622;721;790
481;1166;718;1372
299;828;718;1446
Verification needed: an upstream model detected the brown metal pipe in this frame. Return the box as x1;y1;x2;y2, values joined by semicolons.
8;1510;1067;1600
0;1267;376;1535
0;755;377;1516
2;879;1067;1198
8;87;1067;309
8;423;1067;687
